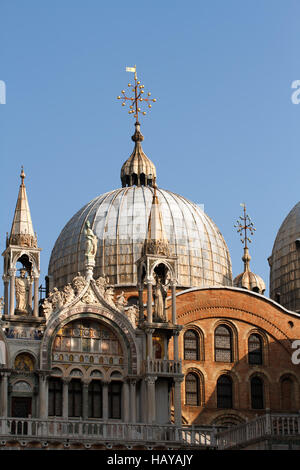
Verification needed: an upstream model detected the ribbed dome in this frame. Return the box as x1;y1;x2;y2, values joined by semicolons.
48;186;232;290
233;271;265;294
269;201;300;311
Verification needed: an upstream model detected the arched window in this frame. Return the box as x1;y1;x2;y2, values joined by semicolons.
108;382;122;419
88;381;102;418
215;325;233;362
248;334;263;365
185;373;200;406
217;375;233;409
48;378;62;417
68;379;82;417
281;377;293;411
184;330;199;360
251;376;264;409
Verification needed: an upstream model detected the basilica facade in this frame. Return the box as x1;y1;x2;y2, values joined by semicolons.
1;114;300;450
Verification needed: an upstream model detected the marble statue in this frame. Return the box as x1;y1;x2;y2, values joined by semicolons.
15;269;30;314
153;273;168;322
84;221;98;262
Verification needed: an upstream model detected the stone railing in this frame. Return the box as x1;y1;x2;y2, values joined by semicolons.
216;413;300;449
144;359;182;375
0;418;216;447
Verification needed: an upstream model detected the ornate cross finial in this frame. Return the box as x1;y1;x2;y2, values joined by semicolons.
117;66;157;123
234;203;256;272
234;203;256;248
20;165;26;186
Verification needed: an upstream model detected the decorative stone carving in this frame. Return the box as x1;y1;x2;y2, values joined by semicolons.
0;297;4;314
15;269;31;315
104;286;116;307
125;305;138;328
94;275;108;296
145;239;170;257
116;291;128;311
81;286;97;304
62;283;75;304
84;221;97;263
72;273;87;295
49;287;63;311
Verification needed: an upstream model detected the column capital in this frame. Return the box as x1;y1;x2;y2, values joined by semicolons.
8;268;16;277
62;377;71;385
174;376;184;384
145;328;155;335
144;375;157;385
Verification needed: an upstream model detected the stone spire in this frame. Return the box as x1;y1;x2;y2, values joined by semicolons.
144;184;169;256
8;167;37;248
233;204;265;294
120;122;156;187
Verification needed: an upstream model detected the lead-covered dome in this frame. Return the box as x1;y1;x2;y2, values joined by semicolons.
48;123;232;290
269;201;300;311
48;186;232;290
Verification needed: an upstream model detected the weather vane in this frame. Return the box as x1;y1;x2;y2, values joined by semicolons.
234;203;256;248
117;65;157;122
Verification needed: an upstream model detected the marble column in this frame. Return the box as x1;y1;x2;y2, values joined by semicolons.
138;284;144;323
1;373;9;417
174;331;179;361
102;381;109;420
129;379;137;423
2;276;9;315
39;373;48;419
146;328;154;361
9;269;16;317
146;376;157;424
122;381;130;422
147;281;153;323
62;378;69;418
174;377;183;426
33;276;39;317
171;282;177;324
82;380;89;419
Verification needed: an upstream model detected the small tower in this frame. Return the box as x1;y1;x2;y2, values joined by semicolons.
233;203;265;294
2;168;42;319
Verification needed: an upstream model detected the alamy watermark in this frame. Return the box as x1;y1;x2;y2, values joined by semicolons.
0;80;6;104
291;80;300;104
291;340;300;364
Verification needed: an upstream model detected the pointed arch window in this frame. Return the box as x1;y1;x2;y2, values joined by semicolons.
217;375;233;409
215;325;233;362
251;376;264;409
185;373;200;406
184;330;199;360
248;334;263;365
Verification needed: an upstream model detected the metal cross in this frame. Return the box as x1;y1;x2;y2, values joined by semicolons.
234;203;256;248
117;66;157;122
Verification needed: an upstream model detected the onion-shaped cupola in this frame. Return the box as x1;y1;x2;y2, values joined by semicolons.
233;204;265;295
120;122;156;187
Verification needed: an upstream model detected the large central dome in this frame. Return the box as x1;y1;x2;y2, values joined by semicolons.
48;122;232;290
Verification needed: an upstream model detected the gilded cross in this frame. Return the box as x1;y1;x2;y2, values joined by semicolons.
117;66;157;122
234;203;256;248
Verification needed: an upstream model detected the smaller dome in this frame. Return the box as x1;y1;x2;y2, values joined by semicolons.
121;122;156;187
233;270;265;294
233;246;265;294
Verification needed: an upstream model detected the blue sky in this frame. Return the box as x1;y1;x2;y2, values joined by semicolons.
1;0;299;294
